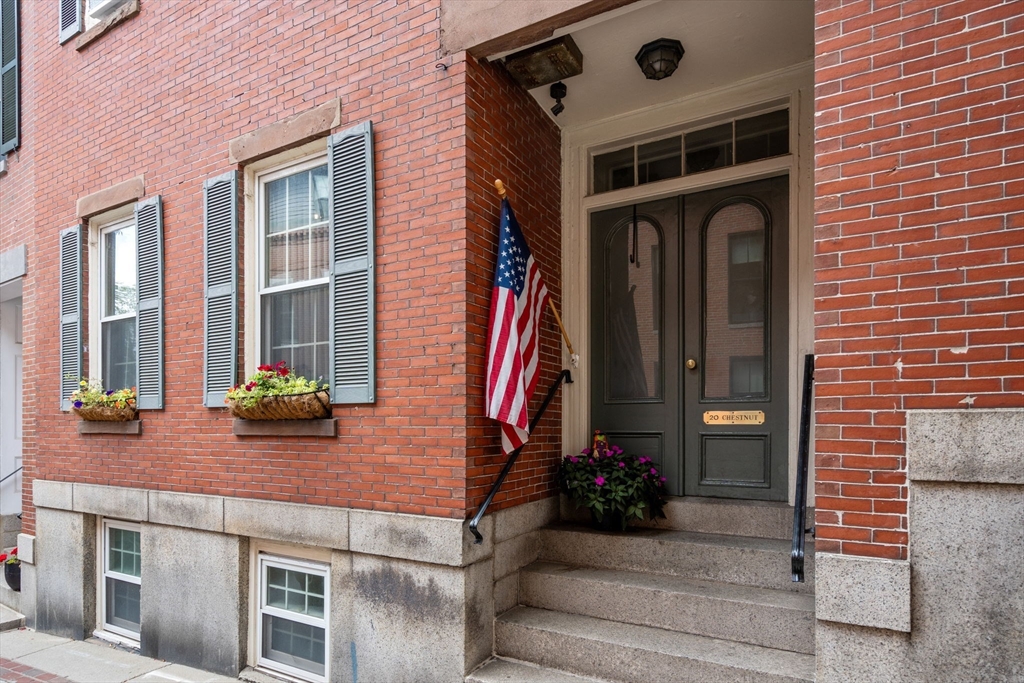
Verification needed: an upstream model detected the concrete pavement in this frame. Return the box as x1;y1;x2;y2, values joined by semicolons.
0;628;236;683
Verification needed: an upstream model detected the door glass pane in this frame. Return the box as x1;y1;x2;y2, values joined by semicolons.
704;202;767;399
605;217;662;400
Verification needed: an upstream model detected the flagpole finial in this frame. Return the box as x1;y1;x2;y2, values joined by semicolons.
494;179;507;199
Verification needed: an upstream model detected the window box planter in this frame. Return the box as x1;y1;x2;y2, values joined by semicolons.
73;404;138;421
226;390;332;421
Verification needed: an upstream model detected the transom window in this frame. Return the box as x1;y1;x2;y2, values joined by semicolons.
100;220;137;391
257;158;330;383
102;519;141;640
592;108;790;194
257;554;329;683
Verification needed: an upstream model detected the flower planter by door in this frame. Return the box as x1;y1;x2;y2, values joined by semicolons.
4;563;20;592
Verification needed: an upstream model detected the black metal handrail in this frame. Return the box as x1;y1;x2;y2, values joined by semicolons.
792;353;815;582
0;466;22;485
468;370;572;544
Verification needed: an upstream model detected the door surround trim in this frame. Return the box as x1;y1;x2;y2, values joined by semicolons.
561;62;815;505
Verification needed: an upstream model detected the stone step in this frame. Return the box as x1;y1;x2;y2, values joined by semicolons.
467;657;613;683
561;495;811;540
0;603;25;631
520;561;815;654
537;525;814;593
496;606;816;683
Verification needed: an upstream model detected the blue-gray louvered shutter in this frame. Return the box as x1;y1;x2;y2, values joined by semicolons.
135;196;163;409
59;0;81;44
0;0;19;153
328;120;375;404
203;172;237;407
59;225;82;411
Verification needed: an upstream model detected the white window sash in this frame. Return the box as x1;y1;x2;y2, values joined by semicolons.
95;218;137;384
256;553;329;683
100;519;142;641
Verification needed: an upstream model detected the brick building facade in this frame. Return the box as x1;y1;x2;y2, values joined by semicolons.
0;1;1020;681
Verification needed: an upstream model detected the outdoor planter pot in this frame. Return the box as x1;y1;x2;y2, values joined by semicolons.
226;390;332;420
4;562;20;592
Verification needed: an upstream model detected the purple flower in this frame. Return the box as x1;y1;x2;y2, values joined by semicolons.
610;445;623;455
581;448;592;455
650;467;658;475
569;456;579;463
639;456;650;464
73;400;83;409
595;476;606;487
659;476;667;483
618;461;625;468
105;390;114;396
588;458;595;465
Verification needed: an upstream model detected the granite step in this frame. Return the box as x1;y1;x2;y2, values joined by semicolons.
496;606;816;683
467;657;613;683
537;524;815;593
520;561;815;654
0;603;25;631
561;495;809;540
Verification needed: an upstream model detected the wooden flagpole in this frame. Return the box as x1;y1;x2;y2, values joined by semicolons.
494;179;578;365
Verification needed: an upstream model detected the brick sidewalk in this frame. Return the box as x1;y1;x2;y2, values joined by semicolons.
0;658;72;683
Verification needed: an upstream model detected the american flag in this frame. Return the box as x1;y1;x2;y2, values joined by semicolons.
486;198;550;455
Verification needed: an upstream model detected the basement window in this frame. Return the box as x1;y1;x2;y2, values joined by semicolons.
257;553;330;683
101;519;142;641
591;108;789;194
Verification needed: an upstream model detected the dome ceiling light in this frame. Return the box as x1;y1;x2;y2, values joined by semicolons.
635;38;684;81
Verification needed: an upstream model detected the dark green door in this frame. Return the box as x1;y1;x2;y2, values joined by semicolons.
590;176;789;500
590;197;681;494
682;176;789;500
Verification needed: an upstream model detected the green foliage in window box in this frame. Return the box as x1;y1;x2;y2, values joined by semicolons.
225;362;331;419
68;378;138;421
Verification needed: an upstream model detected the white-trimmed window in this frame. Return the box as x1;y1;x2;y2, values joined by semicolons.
255;156;331;383
257;553;330;682
98;218;137;391
101;519;141;640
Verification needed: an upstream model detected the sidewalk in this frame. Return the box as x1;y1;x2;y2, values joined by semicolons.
0;628;236;683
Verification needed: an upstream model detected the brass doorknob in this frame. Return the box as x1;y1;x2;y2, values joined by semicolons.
686;358;697;370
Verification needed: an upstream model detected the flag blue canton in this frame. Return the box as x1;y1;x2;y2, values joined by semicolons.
494;200;531;297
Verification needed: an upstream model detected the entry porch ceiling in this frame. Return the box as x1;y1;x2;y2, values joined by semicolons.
492;0;814;129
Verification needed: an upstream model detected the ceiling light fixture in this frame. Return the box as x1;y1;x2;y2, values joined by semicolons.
635;38;684;81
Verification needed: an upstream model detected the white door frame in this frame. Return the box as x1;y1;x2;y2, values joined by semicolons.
559;61;815;505
0;281;24;518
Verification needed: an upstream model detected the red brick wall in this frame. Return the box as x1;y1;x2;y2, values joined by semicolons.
8;0;565;535
464;57;563;513
813;0;1024;559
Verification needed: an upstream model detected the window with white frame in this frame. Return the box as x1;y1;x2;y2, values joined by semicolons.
257;553;329;682
257;157;331;384
99;218;137;391
101;519;141;639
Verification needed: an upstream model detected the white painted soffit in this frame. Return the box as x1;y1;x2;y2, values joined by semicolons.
490;0;814;129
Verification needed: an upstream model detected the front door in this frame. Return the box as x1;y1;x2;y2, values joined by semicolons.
590;176;789;500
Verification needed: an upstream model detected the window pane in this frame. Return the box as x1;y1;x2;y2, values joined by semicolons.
287;172;311;230
104;225;137;317
605;216;662;400
267;179;288;234
266;233;288;287
311;166;330;224
102;318;136;391
107;577;141;633
262;285;329;382
263;614;326;676
685;123;732;174
703;203;767;399
637;136;681;186
108;527;141;577
735;110;789;164
264;164;329;288
593;147;634;194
